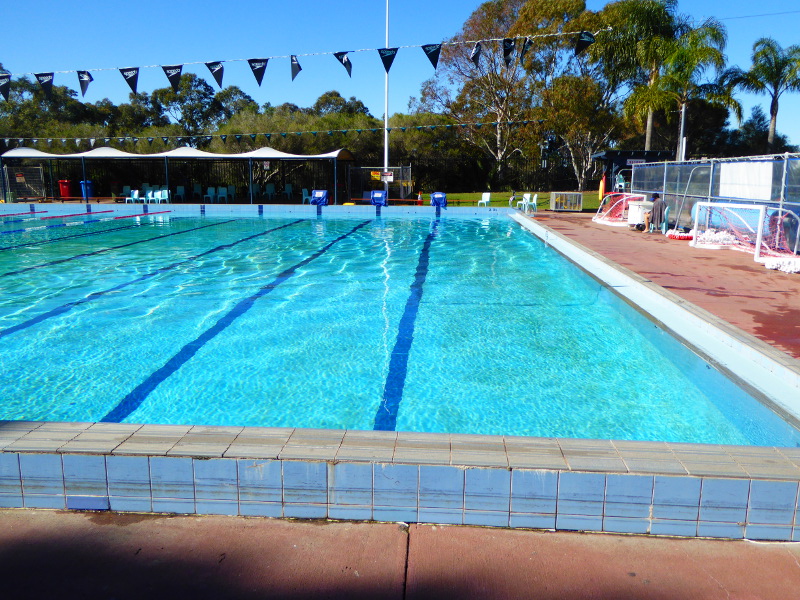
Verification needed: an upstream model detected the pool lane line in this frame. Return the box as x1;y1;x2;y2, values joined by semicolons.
373;219;441;432
101;219;372;423
114;210;171;219
40;210;114;220
0;222;146;252
0;219;236;279
0;219;307;342
0;210;49;218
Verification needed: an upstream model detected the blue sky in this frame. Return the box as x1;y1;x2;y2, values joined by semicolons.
2;0;800;146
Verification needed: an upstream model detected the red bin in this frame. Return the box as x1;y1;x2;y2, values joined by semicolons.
58;180;73;200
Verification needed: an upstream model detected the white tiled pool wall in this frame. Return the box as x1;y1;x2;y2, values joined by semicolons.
4;204;800;541
2;440;800;541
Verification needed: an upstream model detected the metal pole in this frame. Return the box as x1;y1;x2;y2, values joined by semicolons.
334;158;338;205
80;157;87;202
164;157;170;201
248;159;254;204
0;156;6;202
707;159;715;202
780;152;789;216
677;103;687;161
383;0;390;196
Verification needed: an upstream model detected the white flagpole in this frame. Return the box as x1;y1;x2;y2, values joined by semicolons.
384;0;390;194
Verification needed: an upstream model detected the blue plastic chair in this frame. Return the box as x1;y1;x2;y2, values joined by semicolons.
431;192;447;208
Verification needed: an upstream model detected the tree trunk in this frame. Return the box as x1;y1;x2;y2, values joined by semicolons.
645;109;654;151
767;96;779;153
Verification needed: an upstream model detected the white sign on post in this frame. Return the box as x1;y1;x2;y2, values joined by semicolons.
381;171;394;182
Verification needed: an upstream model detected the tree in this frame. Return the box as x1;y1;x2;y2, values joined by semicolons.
723;38;800;152
417;0;538;183
312;91;372;117
150;73;218;136
661;17;740;159
599;0;686;150
213;86;258;124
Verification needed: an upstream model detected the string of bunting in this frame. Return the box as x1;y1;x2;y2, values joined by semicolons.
3;119;545;149
0;29;605;102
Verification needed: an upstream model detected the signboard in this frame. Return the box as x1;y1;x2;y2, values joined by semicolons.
370;171;382;181
626;159;645;166
15;173;25;183
381;171;394;182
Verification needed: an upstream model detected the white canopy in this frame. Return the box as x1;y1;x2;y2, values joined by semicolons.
1;146;355;161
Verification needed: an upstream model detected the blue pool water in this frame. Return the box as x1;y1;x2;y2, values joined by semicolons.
1;211;798;446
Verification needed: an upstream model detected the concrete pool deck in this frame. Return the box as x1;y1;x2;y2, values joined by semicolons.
3;206;800;596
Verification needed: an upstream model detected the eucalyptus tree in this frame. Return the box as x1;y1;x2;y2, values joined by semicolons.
416;0;540;179
723;38;800;152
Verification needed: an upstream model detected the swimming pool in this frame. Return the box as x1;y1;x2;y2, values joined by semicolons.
1;208;798;446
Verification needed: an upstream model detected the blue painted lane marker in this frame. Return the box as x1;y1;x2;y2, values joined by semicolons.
0;223;143;252
0;220;306;341
0;219;235;279
101;219;371;423
373;220;440;431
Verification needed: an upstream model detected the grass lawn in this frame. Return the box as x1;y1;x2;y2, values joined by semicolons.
438;191;601;212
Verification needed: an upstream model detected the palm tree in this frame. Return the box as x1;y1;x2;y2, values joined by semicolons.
723;38;800;152
661;17;741;159
600;0;685;150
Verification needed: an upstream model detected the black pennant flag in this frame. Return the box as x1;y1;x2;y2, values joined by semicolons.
205;61;224;88
290;55;302;81
379;48;398;73
503;39;515;68
35;73;54;99
235;134;243;142
120;67;140;94
333;52;352;77
0;74;10;102
422;44;441;69
77;70;93;97
470;43;482;68
162;136;169;144
575;31;595;55
519;37;533;64
248;59;268;86
162;65;183;92
220;134;227;143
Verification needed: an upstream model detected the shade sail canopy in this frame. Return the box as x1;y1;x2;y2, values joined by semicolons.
1;146;355;161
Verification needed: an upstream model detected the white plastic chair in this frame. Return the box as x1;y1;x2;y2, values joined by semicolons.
203;187;216;203
145;190;156;204
265;183;276;201
126;189;139;204
227;185;236;202
282;183;293;201
478;192;491;207
174;186;185;202
216;186;228;203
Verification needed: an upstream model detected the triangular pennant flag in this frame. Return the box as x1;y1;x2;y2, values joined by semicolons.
265;134;271;141
220;134;227;143
503;39;515;68
205;61;224;88
355;129;362;134
35;73;54;99
89;138;96;147
575;31;595;55
118;137;125;144
421;44;441;69
519;37;533;63
77;70;93;97
32;139;38;145
4;138;10;145
248;59;268;86
132;137;138;145
120;67;139;94
470;43;482;68
250;134;257;141
162;65;183;92
75;138;82;146
280;132;287;138
328;131;333;135
295;131;302;136
378;48;398;73
290;55;302;81
47;139;53;146
104;138;110;145
0;74;10;102
334;52;352;77
400;127;406;132
61;139;67;146
147;137;154;145
205;136;213;143
162;136;169;144
235;134;243;142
